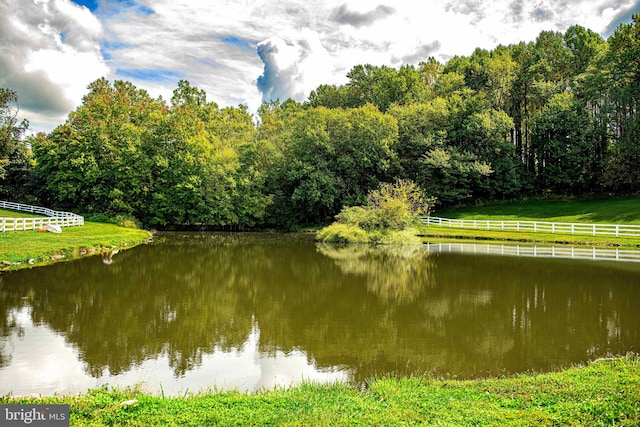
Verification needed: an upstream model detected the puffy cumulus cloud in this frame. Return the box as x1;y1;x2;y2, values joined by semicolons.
0;0;108;133
257;30;333;102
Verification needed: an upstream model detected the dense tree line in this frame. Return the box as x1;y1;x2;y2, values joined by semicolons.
3;17;640;228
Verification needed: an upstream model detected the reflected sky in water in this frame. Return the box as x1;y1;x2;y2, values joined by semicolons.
0;307;347;396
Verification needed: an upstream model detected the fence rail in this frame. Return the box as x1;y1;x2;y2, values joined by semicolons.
0;200;84;232
421;216;640;238
425;242;640;263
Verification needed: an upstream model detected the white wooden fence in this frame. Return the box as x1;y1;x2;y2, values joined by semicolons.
0;200;84;232
425;242;640;263
421;216;640;238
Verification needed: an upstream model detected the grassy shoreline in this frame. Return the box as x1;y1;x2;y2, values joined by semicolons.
2;355;638;426
0;221;152;271
421;196;640;247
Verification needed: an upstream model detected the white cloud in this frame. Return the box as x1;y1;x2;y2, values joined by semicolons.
257;29;334;102
1;0;638;133
0;0;108;133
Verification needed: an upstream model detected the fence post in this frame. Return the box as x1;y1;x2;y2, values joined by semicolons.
571;224;575;235
552;223;555;234
593;224;596;236
616;225;619;238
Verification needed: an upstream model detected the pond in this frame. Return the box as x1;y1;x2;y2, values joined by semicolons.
1;232;639;396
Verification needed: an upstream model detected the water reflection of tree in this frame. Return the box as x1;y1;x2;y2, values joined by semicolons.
316;244;434;305
3;238;261;377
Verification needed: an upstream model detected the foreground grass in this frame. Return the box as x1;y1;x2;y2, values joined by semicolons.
421;196;640;247
0;222;151;269
2;355;638;426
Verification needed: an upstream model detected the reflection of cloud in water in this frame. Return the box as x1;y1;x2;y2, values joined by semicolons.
0;308;349;396
316;244;435;305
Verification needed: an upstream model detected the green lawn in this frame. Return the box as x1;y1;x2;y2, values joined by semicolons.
0;208;43;218
2;355;638;426
436;196;640;224
0;221;151;269
421;196;640;247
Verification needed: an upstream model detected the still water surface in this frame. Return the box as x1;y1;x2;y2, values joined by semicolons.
1;233;639;396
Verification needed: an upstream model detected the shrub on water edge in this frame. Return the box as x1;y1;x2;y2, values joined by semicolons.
316;223;370;243
335;205;379;230
317;224;423;245
318;179;434;245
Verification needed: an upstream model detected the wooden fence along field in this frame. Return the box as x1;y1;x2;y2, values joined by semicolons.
0;201;84;232
422;216;640;238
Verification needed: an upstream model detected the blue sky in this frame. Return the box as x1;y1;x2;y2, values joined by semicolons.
1;0;639;134
69;0;98;11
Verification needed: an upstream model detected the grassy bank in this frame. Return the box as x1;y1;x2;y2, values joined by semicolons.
0;221;151;270
2;355;638;426
421;196;640;247
0;208;42;218
438;196;640;224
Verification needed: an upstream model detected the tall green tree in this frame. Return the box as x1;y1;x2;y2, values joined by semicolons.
149;80;268;228
32;78;164;216
602;15;640;191
310;64;429;112
564;25;608;190
390;91;519;207
531;92;591;192
0;88;31;200
265;104;397;226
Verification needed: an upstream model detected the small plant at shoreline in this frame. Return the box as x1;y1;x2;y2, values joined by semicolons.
318;179;435;244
